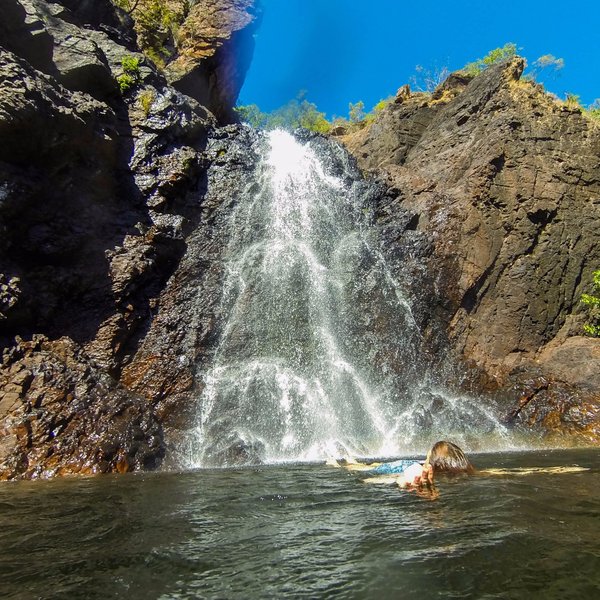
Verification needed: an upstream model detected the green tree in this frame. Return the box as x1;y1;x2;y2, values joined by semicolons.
235;95;332;134
581;270;600;336
234;104;267;128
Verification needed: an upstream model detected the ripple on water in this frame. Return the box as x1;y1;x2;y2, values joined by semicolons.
0;449;598;599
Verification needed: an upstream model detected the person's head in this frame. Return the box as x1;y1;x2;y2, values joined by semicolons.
425;441;474;475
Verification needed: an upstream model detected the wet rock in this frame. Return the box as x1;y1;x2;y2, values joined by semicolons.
0;336;164;480
0;0;232;478
503;370;600;445
202;431;266;466
120;125;262;443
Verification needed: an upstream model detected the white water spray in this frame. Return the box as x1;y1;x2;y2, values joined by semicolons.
188;130;511;467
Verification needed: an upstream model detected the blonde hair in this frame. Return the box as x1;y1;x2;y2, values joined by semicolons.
427;441;474;475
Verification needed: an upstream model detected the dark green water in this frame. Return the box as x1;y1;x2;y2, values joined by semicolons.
1;449;598;599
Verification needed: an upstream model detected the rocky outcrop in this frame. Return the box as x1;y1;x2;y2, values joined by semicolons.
0;335;164;480
118;125;262;460
0;0;254;479
166;0;261;122
2;0;598;477
341;59;600;442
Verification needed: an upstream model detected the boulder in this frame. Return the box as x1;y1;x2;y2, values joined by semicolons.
0;336;164;480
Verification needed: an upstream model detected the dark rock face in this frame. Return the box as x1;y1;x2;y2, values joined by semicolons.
0;0;256;479
342;59;600;442
120;125;263;460
0;336;164;480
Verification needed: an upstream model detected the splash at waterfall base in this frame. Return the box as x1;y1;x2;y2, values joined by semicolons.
120;125;597;470
187;129;515;466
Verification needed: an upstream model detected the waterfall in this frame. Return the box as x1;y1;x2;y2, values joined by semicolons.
188;130;511;467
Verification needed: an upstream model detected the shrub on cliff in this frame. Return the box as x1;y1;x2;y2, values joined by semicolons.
462;43;518;76
581;270;600;336
112;0;188;67
117;55;141;93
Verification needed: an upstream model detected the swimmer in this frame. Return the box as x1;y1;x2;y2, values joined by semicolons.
331;440;474;490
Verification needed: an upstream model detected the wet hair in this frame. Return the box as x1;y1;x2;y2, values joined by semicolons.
427;441;474;475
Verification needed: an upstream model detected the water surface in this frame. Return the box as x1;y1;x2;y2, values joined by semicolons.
1;449;598;599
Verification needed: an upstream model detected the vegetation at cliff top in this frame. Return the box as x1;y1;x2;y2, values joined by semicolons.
235;93;392;134
564;96;600;123
236;44;598;133
235;93;332;133
461;43;519;76
581;270;600;337
588;100;600;121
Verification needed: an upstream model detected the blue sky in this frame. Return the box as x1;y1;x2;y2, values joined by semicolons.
238;0;600;118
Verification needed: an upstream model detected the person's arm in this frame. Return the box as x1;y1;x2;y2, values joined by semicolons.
422;462;434;486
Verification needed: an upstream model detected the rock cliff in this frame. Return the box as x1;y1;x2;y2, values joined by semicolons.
166;0;260;122
0;0;257;479
341;59;600;443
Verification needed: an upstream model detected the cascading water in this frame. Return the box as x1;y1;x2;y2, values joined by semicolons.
189;129;511;467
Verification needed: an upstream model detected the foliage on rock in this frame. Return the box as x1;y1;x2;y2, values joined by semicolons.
581;270;600;336
112;0;189;67
235;94;396;134
138;88;156;115
117;54;142;92
235;94;331;133
462;43;518;75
